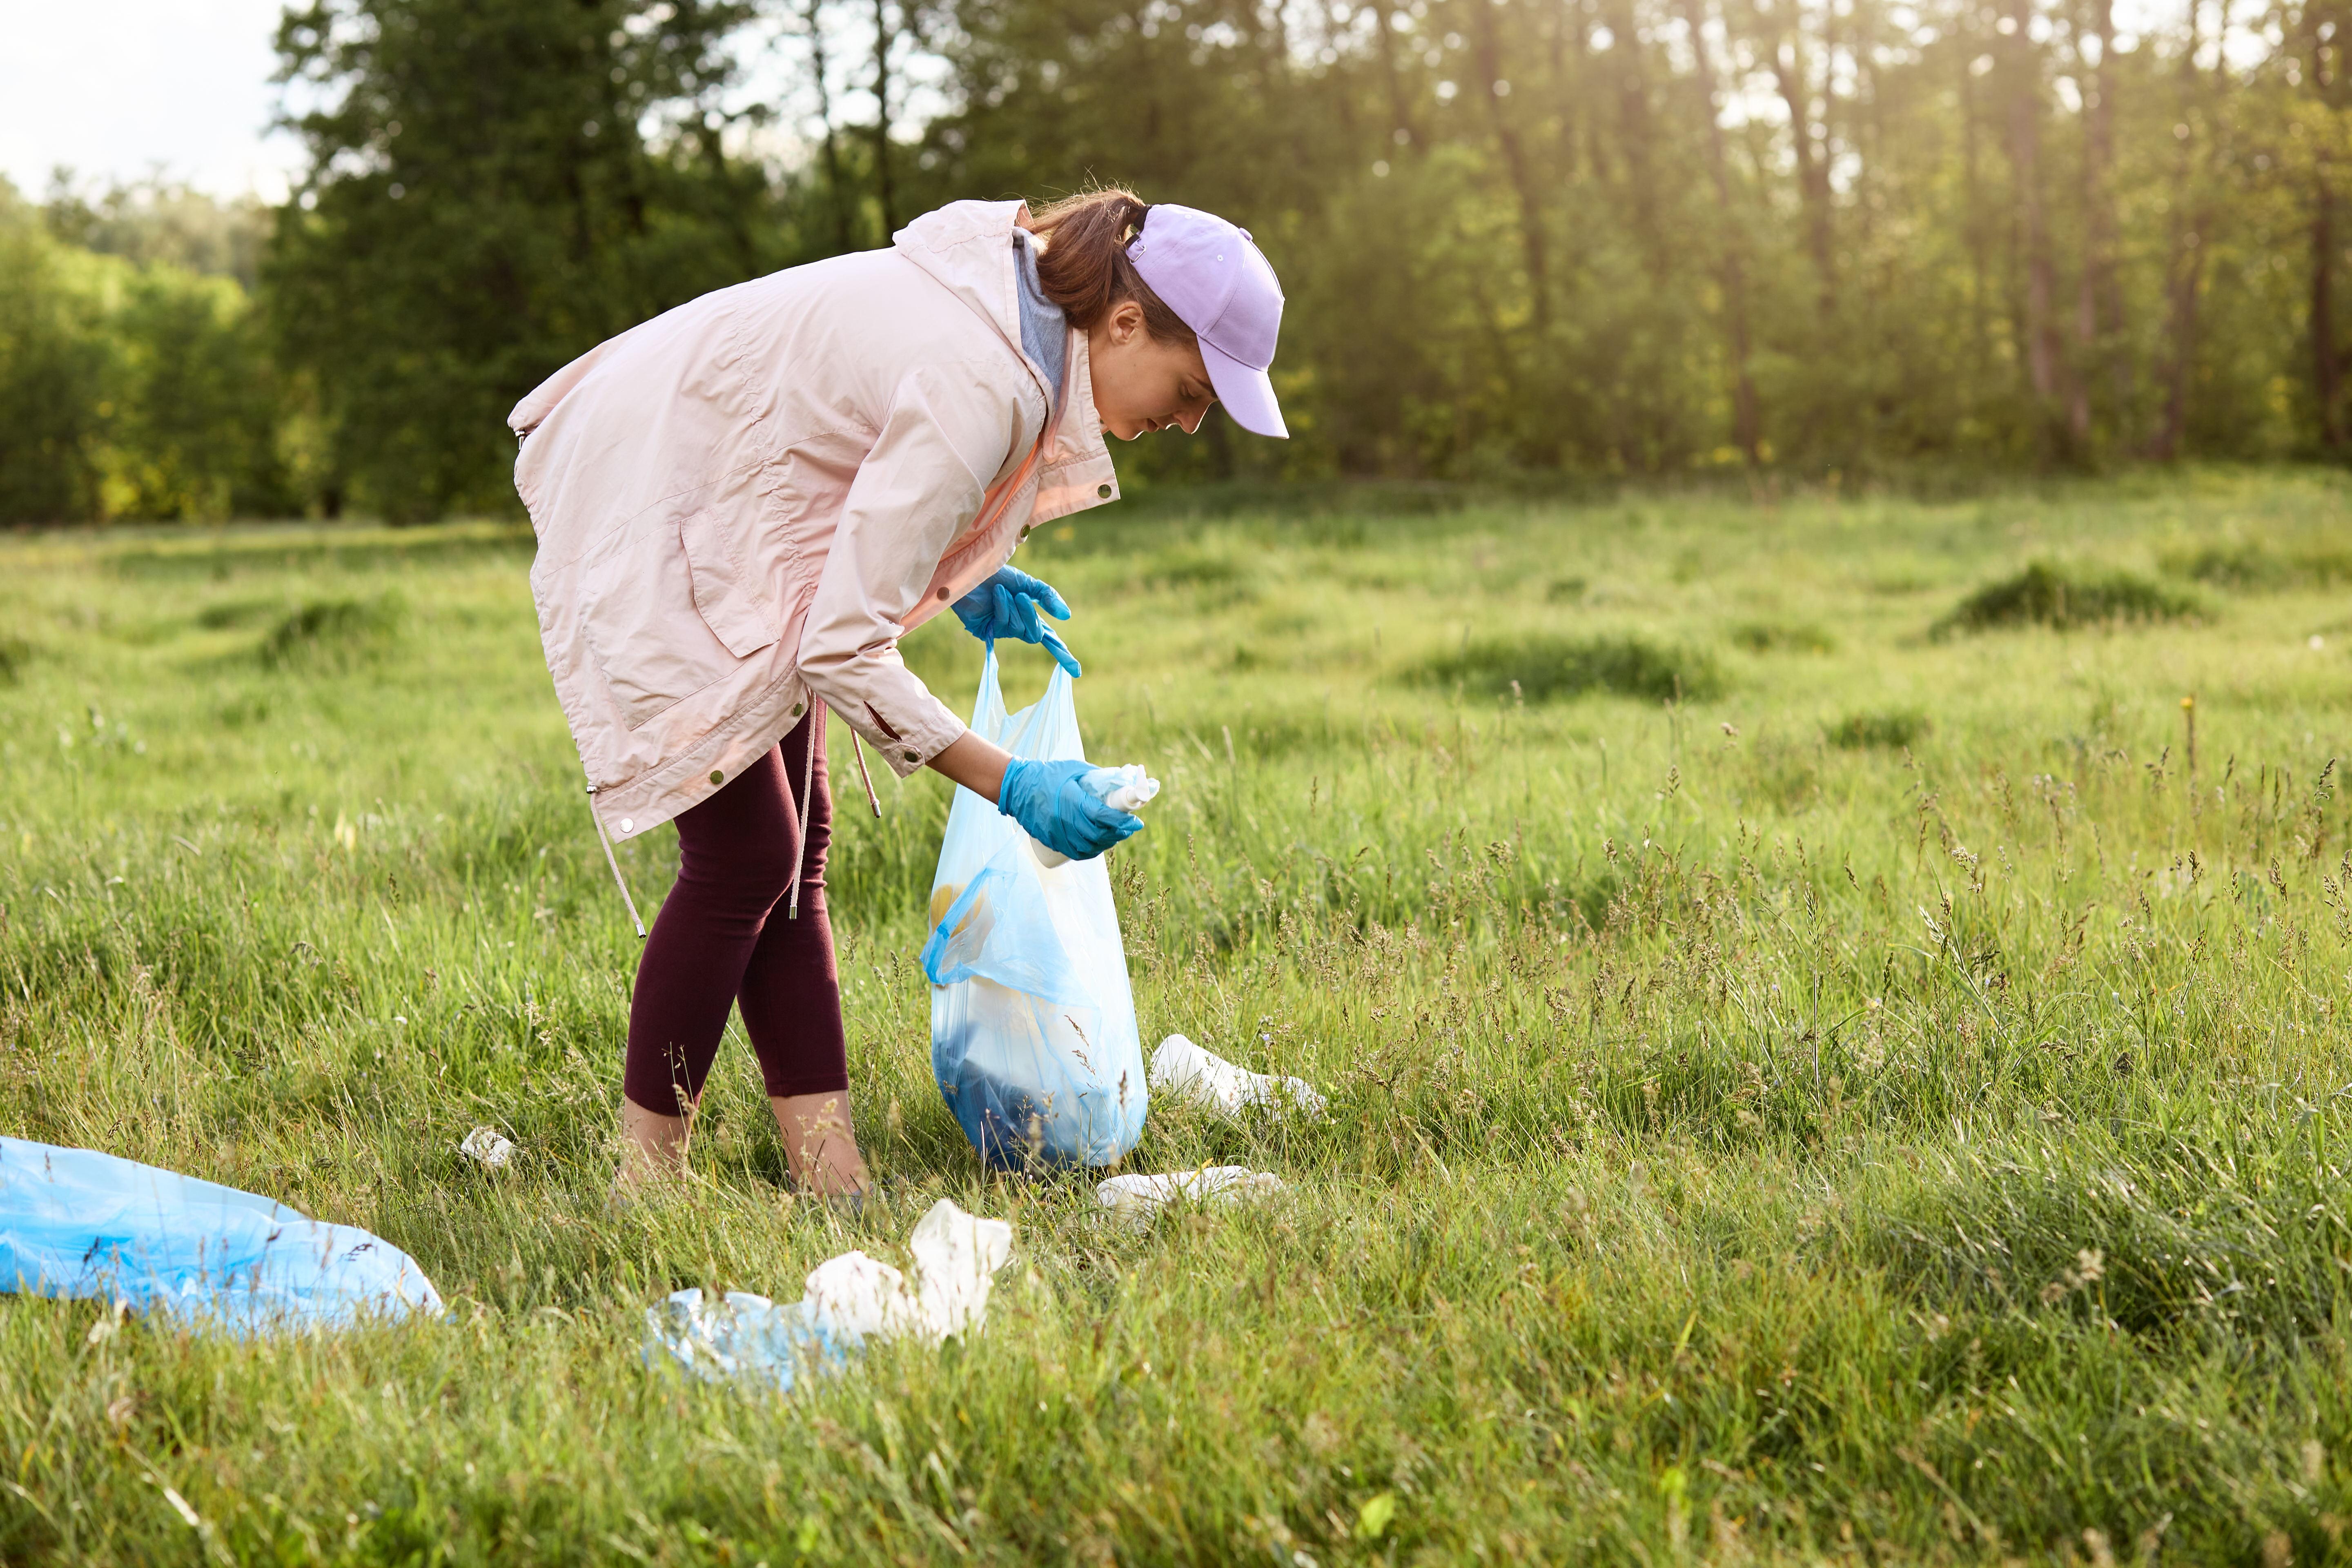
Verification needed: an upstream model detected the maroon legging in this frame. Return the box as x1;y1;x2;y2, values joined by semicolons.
623;711;849;1117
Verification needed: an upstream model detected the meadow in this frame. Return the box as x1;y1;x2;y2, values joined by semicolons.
1;470;2350;1565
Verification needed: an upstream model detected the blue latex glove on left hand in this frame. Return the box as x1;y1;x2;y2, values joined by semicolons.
953;567;1081;677
997;758;1142;862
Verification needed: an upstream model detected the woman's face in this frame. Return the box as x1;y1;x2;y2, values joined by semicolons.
1086;299;1216;441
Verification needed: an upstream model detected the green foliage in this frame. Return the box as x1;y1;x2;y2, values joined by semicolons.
0;196;112;522
1417;633;1723;704
0;182;296;523
259;595;404;670
265;0;815;521
1828;707;1930;750
1933;561;2204;636
3;476;2352;1559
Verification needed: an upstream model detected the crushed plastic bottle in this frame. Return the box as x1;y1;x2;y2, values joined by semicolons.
1149;1034;1327;1119
1096;1166;1286;1229
1031;764;1160;868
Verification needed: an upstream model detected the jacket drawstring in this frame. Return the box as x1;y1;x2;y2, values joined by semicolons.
591;705;888;933
585;785;648;940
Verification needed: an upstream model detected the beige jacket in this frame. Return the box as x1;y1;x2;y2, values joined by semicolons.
508;200;1121;844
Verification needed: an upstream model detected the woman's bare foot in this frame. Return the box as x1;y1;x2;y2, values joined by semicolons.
771;1091;870;1198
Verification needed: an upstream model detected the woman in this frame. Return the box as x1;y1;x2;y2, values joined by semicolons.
507;190;1289;1198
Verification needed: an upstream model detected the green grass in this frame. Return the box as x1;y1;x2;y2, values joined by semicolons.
2;471;2351;1563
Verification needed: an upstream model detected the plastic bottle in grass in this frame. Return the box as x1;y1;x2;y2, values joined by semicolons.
1030;764;1159;868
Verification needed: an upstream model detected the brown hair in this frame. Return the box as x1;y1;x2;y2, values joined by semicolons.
1026;189;1197;345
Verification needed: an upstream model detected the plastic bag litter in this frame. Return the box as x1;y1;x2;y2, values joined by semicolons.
644;1200;1013;1393
0;1135;443;1332
1096;1167;1285;1229
458;1127;514;1169
1149;1034;1327;1119
1031;764;1161;868
922;649;1149;1169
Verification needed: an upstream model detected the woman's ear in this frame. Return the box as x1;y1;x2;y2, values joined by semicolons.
1105;298;1147;345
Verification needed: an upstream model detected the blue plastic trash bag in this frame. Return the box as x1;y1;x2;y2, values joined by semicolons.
921;650;1149;1169
0;1136;443;1332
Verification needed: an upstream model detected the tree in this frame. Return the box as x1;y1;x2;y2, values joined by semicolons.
268;0;793;520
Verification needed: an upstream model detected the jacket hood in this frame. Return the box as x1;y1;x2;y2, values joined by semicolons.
892;200;1036;381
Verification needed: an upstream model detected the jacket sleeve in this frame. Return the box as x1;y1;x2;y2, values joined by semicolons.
796;361;1027;777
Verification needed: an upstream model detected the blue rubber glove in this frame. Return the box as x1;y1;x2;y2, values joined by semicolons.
953;566;1082;678
997;759;1143;862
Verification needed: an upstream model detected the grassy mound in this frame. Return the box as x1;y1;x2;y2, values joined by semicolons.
2163;538;2352;591
1731;620;1836;654
1933;561;2200;636
1418;633;1722;703
1828;708;1929;749
261;596;403;670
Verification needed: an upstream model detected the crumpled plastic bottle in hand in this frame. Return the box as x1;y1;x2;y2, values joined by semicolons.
1031;764;1160;868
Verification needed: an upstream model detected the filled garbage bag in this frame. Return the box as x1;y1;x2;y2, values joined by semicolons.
922;650;1149;1169
0;1135;443;1332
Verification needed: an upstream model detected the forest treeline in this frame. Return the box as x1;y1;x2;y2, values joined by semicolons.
7;0;2352;521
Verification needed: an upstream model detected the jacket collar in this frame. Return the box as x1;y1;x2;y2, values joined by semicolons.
895;201;1116;513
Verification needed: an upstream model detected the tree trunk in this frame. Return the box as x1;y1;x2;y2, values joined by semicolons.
1762;1;1836;310
2147;0;2218;459
1604;0;1662;263
870;0;899;237
1962;55;1992;376
2079;0;2126;432
802;0;857;252
1470;0;1551;327
2312;13;2343;450
1372;3;1423;152
2000;0;2067;445
1680;0;1762;463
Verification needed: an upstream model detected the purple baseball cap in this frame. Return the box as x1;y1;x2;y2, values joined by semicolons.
1127;205;1288;438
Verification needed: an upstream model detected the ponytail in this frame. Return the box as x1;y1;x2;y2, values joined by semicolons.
1027;188;1197;345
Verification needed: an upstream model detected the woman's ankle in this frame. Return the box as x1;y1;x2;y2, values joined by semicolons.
620;1095;693;1182
770;1091;869;1196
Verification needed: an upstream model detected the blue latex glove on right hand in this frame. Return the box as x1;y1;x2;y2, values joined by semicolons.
997;759;1143;862
953;567;1082;678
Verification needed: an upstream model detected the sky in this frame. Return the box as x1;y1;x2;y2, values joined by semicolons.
1;0;310;202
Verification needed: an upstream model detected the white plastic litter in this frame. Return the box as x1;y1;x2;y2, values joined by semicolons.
643;1199;1014;1394
1149;1034;1327;1119
805;1198;1015;1345
1031;764;1162;869
1096;1166;1285;1228
458;1127;514;1169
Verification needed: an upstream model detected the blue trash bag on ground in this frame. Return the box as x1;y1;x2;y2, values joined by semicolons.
0;1136;443;1332
921;649;1149;1169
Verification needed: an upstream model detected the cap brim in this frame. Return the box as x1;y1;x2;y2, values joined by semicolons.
1200;339;1288;438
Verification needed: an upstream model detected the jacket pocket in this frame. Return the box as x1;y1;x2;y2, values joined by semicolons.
577;509;780;732
677;509;782;659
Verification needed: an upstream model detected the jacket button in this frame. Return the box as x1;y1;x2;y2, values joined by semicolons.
902;751;920;766
1097;483;1112;499
710;769;724;786
790;703;804;719
619;818;635;835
